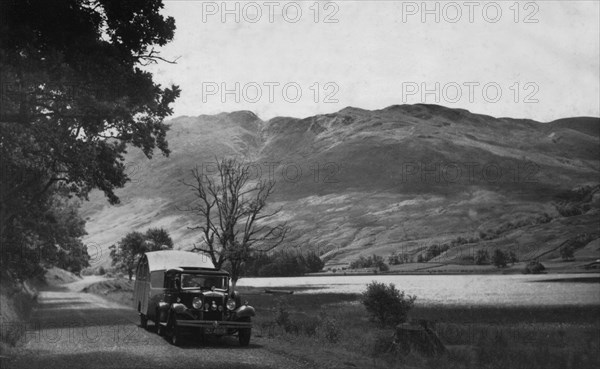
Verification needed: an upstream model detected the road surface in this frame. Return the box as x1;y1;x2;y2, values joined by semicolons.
3;280;313;369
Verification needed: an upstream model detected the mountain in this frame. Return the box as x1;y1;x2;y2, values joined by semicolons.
81;104;600;270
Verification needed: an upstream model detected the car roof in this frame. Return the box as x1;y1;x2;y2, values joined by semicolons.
144;250;216;272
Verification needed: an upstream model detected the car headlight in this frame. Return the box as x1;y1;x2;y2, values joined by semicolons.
192;297;203;309
226;299;236;311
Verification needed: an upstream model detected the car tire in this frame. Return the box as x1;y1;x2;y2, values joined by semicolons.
140;314;148;329
169;314;182;346
156;309;165;336
238;317;251;347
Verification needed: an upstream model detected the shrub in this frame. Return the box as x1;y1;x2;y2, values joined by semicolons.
303;251;325;273
388;252;411;265
522;261;546;274
258;263;280;277
423;244;450;261
362;281;416;327
247;250;324;277
298;317;319;337
461;255;475;264
97;266;106;275
350;254;389;271
475;250;489;265
274;298;291;330
560;245;575;261
317;313;341;343
492;249;508;268
508;251;518;264
555;202;586;217
370;331;395;357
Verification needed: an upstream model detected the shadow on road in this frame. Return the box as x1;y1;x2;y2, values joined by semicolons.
147;324;263;350
6;350;271;369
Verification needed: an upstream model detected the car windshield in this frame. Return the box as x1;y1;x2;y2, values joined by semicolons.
180;274;228;290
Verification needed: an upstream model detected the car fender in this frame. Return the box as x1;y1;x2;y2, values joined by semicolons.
172;303;187;314
234;305;255;319
158;301;170;312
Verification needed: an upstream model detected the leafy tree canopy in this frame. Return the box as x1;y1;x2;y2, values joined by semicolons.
109;227;173;279
1;0;179;276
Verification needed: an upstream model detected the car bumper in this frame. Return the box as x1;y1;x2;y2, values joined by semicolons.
175;320;252;329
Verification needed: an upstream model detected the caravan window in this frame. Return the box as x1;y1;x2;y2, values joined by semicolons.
150;271;164;288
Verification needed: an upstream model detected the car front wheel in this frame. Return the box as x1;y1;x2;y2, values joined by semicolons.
238;317;251;347
168;314;182;346
156;308;165;336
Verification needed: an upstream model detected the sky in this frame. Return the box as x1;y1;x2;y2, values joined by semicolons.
145;0;600;122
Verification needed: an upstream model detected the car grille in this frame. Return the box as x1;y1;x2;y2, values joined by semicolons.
203;294;224;321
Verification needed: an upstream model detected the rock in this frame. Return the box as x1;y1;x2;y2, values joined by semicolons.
393;319;446;357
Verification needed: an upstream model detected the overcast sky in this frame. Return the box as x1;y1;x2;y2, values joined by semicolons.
146;1;600;122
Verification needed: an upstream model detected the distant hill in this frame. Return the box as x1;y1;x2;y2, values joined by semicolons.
81;104;600;270
548;117;600;137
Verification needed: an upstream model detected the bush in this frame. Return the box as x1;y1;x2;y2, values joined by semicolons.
370;331;395;357
362;281;416;327
560;245;575;261
422;244;450;261
298;317;319;337
388;252;411;265
492;249;508;268
97;266;106;275
461;255;475;264
274;298;292;331
522;261;546;274
245;250;324;277
508;250;518;264
475;250;489;265
350;254;389;271
317;313;341;343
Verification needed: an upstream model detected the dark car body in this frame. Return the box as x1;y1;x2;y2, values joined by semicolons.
134;250;255;346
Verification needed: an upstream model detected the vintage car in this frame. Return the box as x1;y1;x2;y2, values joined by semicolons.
133;250;255;346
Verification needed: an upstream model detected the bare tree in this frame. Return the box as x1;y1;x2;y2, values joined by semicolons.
181;158;288;286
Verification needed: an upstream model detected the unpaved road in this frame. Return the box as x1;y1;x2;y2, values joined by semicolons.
3;280;313;369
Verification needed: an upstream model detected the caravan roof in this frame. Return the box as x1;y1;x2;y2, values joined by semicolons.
144;250;215;272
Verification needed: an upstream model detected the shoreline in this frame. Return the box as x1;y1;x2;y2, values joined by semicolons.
253;269;600;278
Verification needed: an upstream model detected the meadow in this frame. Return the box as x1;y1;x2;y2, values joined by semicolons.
85;278;600;369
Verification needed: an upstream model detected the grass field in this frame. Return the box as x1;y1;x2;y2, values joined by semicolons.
86;278;600;369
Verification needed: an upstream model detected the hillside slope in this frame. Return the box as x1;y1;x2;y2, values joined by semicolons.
81;104;600;269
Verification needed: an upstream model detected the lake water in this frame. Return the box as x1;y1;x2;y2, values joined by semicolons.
237;273;600;306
